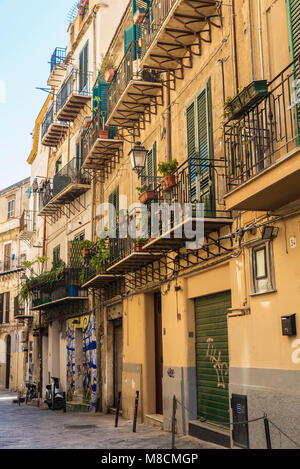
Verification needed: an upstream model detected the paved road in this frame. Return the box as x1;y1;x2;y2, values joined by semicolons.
0;393;222;450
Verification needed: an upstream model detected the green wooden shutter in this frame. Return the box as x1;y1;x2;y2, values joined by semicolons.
195;291;231;428
288;0;300;59
186;102;196;158
287;0;300;138
141;142;157;189
92;85;100;117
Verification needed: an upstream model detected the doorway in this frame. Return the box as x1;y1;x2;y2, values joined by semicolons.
154;292;163;415
5;335;11;389
113;319;123;407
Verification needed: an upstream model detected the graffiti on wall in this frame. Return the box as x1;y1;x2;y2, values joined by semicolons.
66;323;75;401
66;314;97;409
83;315;97;409
206;338;228;389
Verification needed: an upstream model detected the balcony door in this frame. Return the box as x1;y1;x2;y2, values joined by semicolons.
4;244;11;272
186;81;215;217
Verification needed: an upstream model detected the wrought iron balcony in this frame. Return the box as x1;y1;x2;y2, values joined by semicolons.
50;47;67;73
19;210;36;245
224;56;300;211
107;41;163;136
140;0;222;76
56;68;93;122
30;268;88;311
81;109;123;180
142;156;232;252
39;158;91;216
41;102;68;147
0;257;24;276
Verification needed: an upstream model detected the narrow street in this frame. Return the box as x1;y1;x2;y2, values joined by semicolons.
0;393;222;450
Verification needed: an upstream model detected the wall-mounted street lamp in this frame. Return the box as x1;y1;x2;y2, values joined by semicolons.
129;142;148;176
261;225;279;240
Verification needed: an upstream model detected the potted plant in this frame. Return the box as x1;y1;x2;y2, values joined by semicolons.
158;159;179;191
99;53;116;83
224;81;269;121
133;7;147;25
83;116;92;128
137;184;155;204
99;111;109;139
90;238;110;273
80;240;94;258
135;238;148;252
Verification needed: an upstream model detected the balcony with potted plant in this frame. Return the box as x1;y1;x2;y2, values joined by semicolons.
224;57;300;211
106;41;163;137
81;108;123;178
140;0;222;77
39;157;91;217
143;155;233;253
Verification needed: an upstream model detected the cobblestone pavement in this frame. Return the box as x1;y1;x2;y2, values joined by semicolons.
0;393;223;450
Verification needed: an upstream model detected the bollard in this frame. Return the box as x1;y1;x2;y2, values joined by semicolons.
133;391;140;433
172;395;177;450
63;392;67;413
115;392;122;428
264;415;272;449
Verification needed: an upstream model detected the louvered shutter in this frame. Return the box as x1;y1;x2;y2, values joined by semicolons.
5;292;10;323
0;294;3;324
124;26;136;54
289;0;300;59
186;82;214;214
79;42;89;92
141;142;157;189
288;0;300;135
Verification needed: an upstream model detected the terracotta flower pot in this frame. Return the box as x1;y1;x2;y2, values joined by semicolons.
135;242;146;252
104;68;115;83
139;190;155;204
99;130;109;139
163;174;176;191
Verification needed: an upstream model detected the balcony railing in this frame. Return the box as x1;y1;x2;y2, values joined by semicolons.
0;257;24;275
39;158;91;212
31;268;88;309
225;56;300;192
140;0;177;60
82;109;118;163
152;156;230;219
56;68;93;120
41;103;55;141
107;41;161;121
20;210;36;233
50;47;67;73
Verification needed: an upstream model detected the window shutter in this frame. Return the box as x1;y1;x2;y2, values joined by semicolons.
124;26;136;54
186;102;196;158
92;85;100;117
4;244;11;271
5;292;10;323
79;42;89;92
0;294;3;324
289;0;300;59
141;142;157;189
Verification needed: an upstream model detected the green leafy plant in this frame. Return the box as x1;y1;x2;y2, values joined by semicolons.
136;183;152;195
79;240;94;250
158;160;179;177
90;238;110;273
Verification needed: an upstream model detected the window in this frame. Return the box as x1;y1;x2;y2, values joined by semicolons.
4;292;10;323
186;80;214;211
8;199;15;219
79;42;89;93
250;241;276;294
141;142;157;189
53;245;61;267
55;156;62;174
4;244;11;271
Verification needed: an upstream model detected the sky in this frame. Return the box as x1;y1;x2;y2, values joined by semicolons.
0;0;76;191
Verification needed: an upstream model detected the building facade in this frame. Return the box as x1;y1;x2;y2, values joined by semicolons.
21;0;300;449
0;178;31;391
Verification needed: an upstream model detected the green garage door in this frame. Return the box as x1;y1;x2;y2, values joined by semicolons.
195;291;231;428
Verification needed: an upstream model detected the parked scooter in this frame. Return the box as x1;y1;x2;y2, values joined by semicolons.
44;377;66;411
25;382;39;404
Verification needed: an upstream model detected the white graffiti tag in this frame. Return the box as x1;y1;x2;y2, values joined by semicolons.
206;338;228;389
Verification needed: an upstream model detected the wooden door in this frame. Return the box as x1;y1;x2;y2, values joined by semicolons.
6;335;11;389
154;292;163;415
113;320;123;407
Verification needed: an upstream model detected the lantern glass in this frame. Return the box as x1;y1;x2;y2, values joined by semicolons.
129;142;148;174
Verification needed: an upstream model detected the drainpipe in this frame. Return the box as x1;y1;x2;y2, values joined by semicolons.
232;0;239;93
166;72;172;162
248;0;255;81
257;0;265;79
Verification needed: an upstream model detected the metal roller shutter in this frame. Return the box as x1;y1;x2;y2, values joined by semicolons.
194;291;231;428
